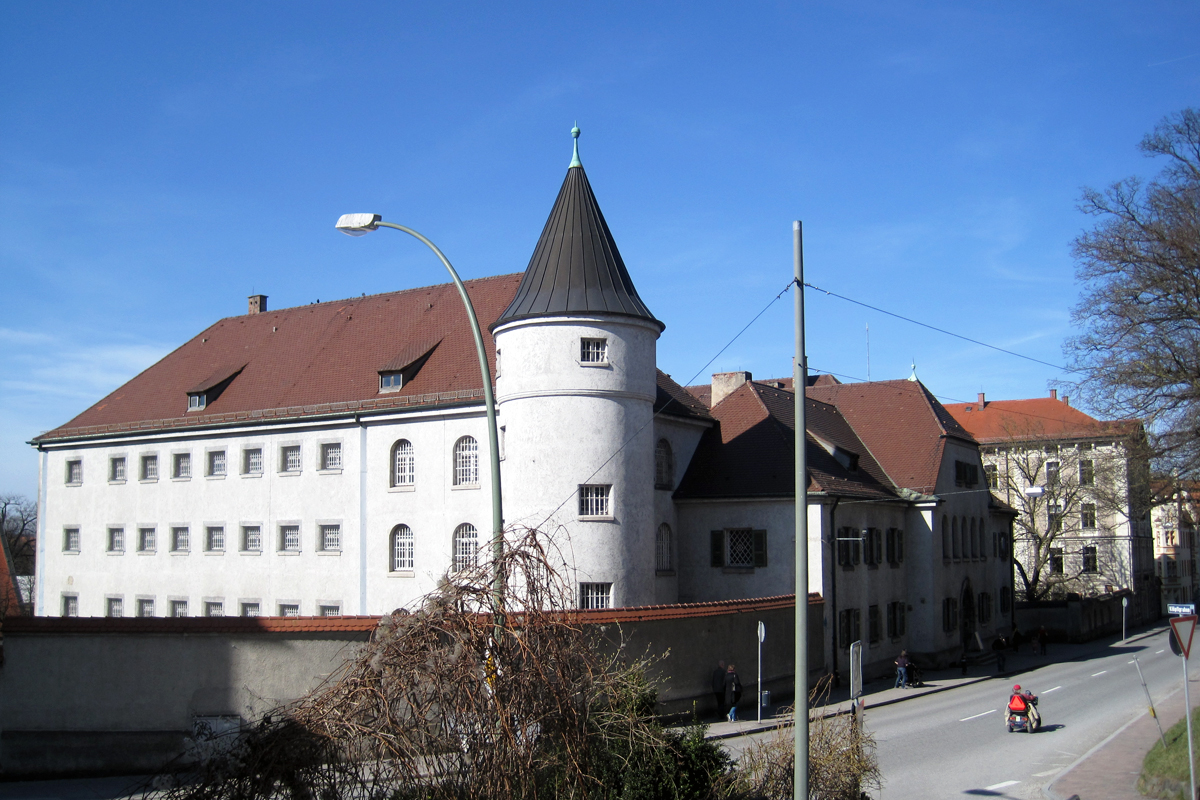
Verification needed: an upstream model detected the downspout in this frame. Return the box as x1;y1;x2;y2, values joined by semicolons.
356;413;368;615
828;496;841;684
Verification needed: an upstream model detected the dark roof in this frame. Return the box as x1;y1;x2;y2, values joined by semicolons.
942;395;1140;444
684;374;839;408
674;380;898;501
655;373;713;422
36;275;525;442
493;165;662;331
806;379;975;495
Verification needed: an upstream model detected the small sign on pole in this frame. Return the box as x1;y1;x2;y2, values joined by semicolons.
1169;603;1196;616
756;621;766;723
1170;615;1197;660
849;641;863;700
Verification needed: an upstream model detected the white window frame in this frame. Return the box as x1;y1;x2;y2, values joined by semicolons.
391;524;415;572
578;484;612;519
279;523;301;553
241;524;263;552
109;456;127;483
242;447;264;476
579;337;608;365
205;526;226;552
279;444;302;474
61;594;79;617
106;596;124;618
172;452;192;480
579;582;612;609
207;449;227;478
391;439;415;488
63;526;81;553
170;599;190;618
319;441;343;472
136;598;156;617
65;459;83;486
240;601;261;617
453;436;479;487
453;523;478;572
107;526;125;553
278;603;301;617
379;372;403;392
318;523;342;553
171;526;190;553
204;600;225;617
140;453;159;482
188;393;206;411
318;604;341;617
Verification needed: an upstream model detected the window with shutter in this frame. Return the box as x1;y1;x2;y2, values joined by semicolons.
710;530;724;567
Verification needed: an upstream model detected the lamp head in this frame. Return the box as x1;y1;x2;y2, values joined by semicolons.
336;213;382;236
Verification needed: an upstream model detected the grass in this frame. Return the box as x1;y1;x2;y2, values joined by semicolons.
1141;707;1200;795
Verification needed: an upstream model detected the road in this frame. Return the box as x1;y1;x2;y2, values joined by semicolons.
720;627;1193;799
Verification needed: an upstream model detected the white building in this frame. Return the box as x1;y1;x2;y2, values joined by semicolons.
32;136;1013;674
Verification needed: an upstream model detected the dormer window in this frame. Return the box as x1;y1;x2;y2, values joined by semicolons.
185;363;245;412
832;447;858;473
380;372;403;393
188;393;206;411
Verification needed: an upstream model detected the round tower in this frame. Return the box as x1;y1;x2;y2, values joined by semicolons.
491;127;663;608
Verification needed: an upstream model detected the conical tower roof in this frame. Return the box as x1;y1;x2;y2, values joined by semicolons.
493;129;663;331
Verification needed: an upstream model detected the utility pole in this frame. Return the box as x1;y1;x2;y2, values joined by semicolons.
793;221;808;800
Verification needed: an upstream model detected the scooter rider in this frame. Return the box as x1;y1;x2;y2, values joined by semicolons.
1008;684;1040;729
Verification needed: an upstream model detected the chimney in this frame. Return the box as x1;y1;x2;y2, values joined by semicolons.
248;295;268;315
711;371;752;406
1050;389;1058;401
977;392;985;406
1063;396;1070;406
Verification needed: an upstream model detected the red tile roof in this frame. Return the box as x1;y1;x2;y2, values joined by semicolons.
942;395;1139;444
675;380;898;501
35;274;705;443
806;379;975;495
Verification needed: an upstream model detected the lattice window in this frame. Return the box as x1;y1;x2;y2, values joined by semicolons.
453;523;478;572
63;527;80;552
579;485;611;517
453;437;478;486
392;525;414;571
727;528;754;567
580;582;612;609
656;523;672;571
393;440;415;486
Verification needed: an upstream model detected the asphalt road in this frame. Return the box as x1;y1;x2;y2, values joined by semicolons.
720;627;1192;799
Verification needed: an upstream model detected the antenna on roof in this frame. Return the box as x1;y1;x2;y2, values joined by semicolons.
569;123;582;168
907;359;918;382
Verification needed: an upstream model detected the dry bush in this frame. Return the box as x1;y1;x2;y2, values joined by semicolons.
146;527;730;800
728;678;881;800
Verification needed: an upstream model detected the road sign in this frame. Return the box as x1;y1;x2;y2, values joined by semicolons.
758;621;766;643
1170;615;1197;659
1170;603;1196;616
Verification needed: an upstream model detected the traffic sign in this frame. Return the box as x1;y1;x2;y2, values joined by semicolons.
758;621;766;643
1170;603;1196;616
1170;615;1198;659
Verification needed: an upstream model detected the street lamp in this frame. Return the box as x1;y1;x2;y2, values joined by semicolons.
336;214;504;610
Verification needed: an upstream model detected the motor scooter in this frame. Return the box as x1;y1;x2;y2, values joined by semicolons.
1006;695;1040;733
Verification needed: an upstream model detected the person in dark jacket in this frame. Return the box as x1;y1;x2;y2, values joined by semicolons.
724;664;742;722
992;635;1008;671
711;661;727;718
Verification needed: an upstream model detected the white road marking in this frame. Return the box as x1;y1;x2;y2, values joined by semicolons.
1129;659;1137;664
1043;686;1062;693
1031;769;1059;777
985;780;1020;790
960;709;996;721
1158;649;1166;654
1092;670;1107;677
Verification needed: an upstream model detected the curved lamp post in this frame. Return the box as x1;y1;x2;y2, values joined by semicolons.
335;214;504;609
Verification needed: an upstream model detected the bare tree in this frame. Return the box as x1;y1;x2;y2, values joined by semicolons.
1;494;37;617
986;423;1145;601
1064;108;1200;479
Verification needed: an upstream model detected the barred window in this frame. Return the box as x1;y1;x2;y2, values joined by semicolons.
173;453;191;479
171;526;190;552
727;528;754;568
282;446;302;473
110;457;126;481
320;524;341;552
141;455;158;480
712;529;768;569
654;439;674;489
66;459;83;484
107;527;125;552
655;523;673;572
106;597;123;618
280;525;301;552
392;440;415;487
138;527;156;552
243;448;264;474
207;450;226;477
170;600;189;618
319;605;341;617
580;338;608;363
62;595;79;617
580;582;612;609
206;526;225;552
321;443;342;470
205;601;224;617
242;525;262;551
137;598;155;617
391;524;414;571
63;527;80;552
241;602;261;617
453;437;478;486
279;603;300;617
579;485;611;518
453;523;478;572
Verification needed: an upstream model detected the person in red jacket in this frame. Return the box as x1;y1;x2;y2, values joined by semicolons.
1008;684;1040;729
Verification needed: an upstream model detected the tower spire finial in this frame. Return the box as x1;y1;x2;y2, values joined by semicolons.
908;359;918;382
569;122;582;168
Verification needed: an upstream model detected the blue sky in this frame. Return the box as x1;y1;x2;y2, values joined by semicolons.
2;1;1198;498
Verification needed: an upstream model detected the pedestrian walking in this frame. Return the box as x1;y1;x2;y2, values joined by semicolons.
992;634;1007;671
894;650;910;688
711;660;726;719
724;664;742;722
1037;626;1049;656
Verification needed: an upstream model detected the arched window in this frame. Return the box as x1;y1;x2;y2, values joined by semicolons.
453;523;478;572
453;437;478;486
656;523;673;571
655;439;674;489
391;440;414;487
952;517;960;559
391;524;414;571
942;515;950;559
